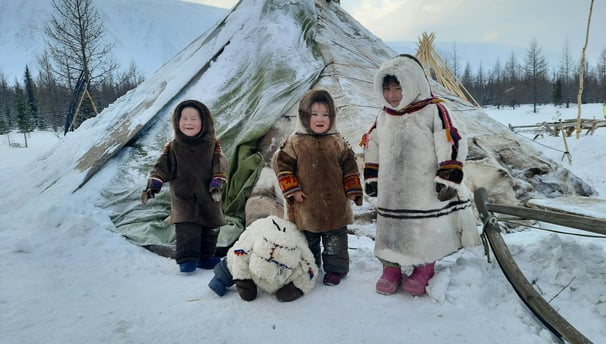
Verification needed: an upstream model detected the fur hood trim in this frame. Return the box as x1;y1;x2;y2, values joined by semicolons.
374;54;432;111
172;99;216;143
294;89;338;135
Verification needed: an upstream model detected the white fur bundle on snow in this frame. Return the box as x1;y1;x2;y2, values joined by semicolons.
227;215;318;294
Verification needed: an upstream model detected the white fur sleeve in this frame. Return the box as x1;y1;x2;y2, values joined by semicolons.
226;228;256;280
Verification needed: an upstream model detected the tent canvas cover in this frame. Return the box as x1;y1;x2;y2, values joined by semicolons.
29;0;594;253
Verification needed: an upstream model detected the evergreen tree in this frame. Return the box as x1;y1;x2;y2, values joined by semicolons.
0;113;9;135
24;66;44;130
597;49;606;98
0;72;12;129
14;82;35;147
552;77;562;106
1;103;12;147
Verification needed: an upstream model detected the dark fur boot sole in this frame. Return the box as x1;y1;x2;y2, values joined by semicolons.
275;282;303;302
235;279;257;301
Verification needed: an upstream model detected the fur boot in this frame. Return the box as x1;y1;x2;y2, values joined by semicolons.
401;262;435;296
375;266;403;295
275;282;303;302
208;258;234;296
235;279;258;301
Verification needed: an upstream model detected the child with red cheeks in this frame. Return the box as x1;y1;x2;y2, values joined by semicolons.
272;89;363;286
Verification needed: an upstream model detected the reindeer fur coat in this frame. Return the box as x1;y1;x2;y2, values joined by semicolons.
273;89;363;233
363;55;480;266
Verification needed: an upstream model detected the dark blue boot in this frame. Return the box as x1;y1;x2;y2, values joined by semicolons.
208;258;234;296
179;261;198;273
198;257;221;269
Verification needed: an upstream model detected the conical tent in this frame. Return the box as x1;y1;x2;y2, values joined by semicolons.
29;0;594;255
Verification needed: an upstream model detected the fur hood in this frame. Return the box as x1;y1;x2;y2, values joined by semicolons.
171;99;217;143
373;54;432;111
294;89;338;135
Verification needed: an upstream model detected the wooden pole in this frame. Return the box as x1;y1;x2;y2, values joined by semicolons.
415;32;481;107
575;0;594;139
68;88;87;132
474;188;594;343
85;89;99;115
559;120;572;165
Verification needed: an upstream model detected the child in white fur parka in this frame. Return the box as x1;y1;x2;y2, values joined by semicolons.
208;215;318;302
361;54;480;297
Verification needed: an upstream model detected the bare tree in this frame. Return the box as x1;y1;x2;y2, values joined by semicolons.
597;49;606;94
504;52;522;108
488;58;504;108
43;0;117;129
37;50;69;132
43;0;117;88
446;42;461;80
524;39;549;113
558;40;575;107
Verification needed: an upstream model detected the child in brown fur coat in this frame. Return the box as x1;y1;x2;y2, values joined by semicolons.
272;89;363;286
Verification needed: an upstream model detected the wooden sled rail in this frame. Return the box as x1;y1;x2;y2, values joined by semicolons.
486;203;606;236
474;187;592;344
509;119;606;137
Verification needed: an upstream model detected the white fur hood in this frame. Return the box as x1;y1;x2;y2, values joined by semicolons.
373;54;432;111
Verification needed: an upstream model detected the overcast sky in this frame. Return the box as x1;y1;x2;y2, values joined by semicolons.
186;0;606;60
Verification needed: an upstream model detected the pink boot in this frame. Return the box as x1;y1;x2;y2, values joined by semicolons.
375;266;403;295
402;262;435;296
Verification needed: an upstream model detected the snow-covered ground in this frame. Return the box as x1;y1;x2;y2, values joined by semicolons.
1;103;605;343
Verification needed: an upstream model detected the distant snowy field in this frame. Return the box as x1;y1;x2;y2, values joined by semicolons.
484;103;605;197
1;103;605;344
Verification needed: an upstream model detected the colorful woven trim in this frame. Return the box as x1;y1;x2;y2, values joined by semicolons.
363;163;379;180
436;102;461;148
343;174;363;195
215;139;223;154
277;171;301;197
359;121;377;148
384;97;444;116
209;175;227;190
438;160;463;170
437;160;464;184
150;176;164;183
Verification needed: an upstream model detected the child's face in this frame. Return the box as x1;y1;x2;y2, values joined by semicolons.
309;102;331;134
383;81;403;108
179;107;203;137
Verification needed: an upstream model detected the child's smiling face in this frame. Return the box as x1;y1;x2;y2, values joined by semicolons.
309;102;331;134
383;81;403;108
179;107;202;137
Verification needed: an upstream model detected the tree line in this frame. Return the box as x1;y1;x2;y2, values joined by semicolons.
0;0;143;146
448;39;606;112
2;0;606;147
